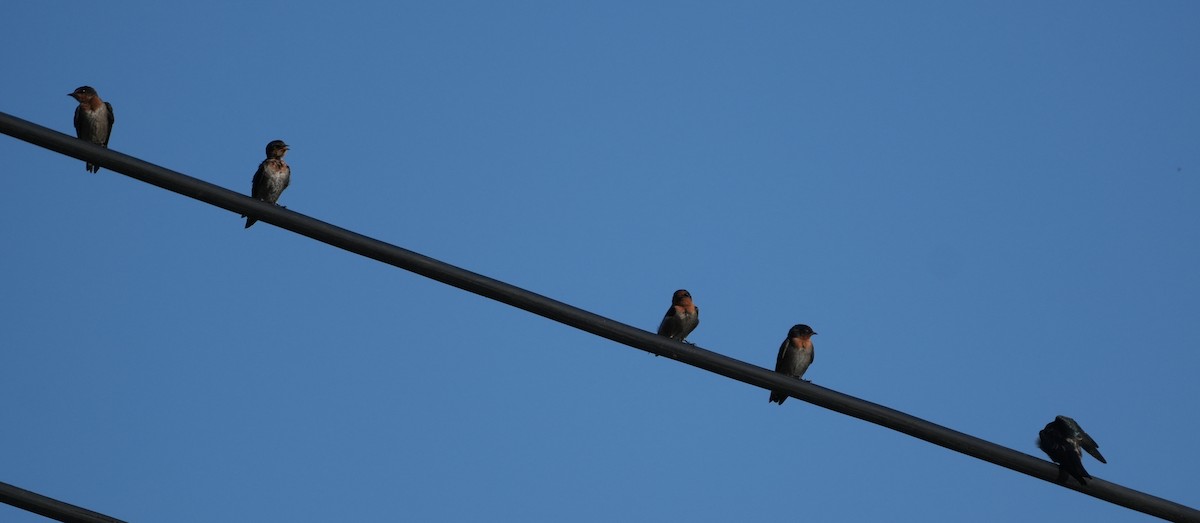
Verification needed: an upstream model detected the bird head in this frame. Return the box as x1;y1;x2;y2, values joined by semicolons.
266;140;290;158
68;85;97;102
789;324;817;338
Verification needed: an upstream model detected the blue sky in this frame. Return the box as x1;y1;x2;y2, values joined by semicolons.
2;2;1199;522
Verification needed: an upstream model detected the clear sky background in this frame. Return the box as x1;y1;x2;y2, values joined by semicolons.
2;2;1198;522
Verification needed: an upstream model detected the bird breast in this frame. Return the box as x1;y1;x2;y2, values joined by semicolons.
84;106;111;144
784;345;813;376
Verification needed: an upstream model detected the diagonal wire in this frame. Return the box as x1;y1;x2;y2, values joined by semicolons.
0;481;126;523
2;111;1198;523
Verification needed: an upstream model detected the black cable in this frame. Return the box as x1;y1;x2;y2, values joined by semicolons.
0;481;126;523
2;111;1197;523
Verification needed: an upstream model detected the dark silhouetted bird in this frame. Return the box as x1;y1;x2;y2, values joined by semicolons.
1038;415;1107;485
68;86;114;173
769;324;817;405
244;140;291;228
656;289;699;343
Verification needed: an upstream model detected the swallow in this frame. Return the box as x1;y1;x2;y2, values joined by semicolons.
243;140;292;228
656;289;699;344
1037;415;1107;485
68;86;115;173
769;324;817;405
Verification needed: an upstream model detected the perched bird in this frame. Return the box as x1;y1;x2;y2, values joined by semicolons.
657;289;699;343
243;140;292;228
1038;415;1107;485
68;86;114;173
769;324;817;405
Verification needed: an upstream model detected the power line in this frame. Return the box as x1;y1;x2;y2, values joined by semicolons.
0;481;126;523
2;110;1198;523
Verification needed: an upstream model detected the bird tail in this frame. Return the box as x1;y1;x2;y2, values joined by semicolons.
1068;469;1090;485
86;163;99;173
768;391;787;405
244;217;257;228
1065;461;1091;485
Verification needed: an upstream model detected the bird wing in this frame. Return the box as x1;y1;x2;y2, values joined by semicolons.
1079;432;1106;464
250;163;267;200
73;105;87;140
656;306;676;336
103;102;114;146
774;338;790;372
1056;416;1106;464
1052;416;1075;435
